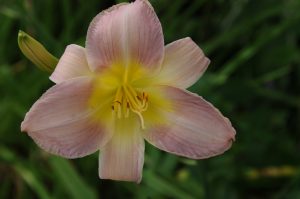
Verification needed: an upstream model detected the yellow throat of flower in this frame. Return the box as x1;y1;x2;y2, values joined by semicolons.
88;62;158;130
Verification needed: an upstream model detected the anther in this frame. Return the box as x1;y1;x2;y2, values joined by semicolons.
114;101;121;105
137;95;142;101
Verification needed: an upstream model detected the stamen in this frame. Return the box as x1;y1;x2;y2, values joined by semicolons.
122;94;129;118
111;85;149;129
123;86;140;108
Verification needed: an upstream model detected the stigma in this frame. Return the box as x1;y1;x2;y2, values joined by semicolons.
112;84;149;129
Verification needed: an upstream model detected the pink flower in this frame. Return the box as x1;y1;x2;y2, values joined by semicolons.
21;0;235;183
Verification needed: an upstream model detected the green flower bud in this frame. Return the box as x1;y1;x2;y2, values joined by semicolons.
18;30;58;73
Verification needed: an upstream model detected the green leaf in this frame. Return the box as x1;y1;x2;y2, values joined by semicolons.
0;146;52;199
143;170;197;199
48;156;97;199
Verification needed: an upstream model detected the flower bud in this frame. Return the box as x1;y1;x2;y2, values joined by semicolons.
18;30;58;72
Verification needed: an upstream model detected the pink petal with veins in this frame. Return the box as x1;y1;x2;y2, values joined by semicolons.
50;44;92;84
21;77;111;158
158;38;210;89
99;116;144;183
86;0;164;72
144;86;235;159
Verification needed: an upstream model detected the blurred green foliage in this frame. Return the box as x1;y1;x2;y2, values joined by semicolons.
1;0;300;198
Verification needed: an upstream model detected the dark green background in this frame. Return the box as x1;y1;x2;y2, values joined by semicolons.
1;0;300;198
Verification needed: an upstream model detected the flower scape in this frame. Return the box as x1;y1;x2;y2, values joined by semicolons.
21;0;236;183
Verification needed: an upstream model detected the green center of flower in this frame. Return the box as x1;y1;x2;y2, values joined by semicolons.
112;85;148;129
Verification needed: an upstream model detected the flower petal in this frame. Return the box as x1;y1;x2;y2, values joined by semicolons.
50;44;92;84
99;116;144;183
157;38;210;89
144;86;235;159
21;77;111;158
86;0;164;72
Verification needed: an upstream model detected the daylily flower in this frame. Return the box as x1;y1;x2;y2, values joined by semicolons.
21;0;235;183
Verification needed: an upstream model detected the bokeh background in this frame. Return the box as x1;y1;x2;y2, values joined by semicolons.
1;0;300;198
